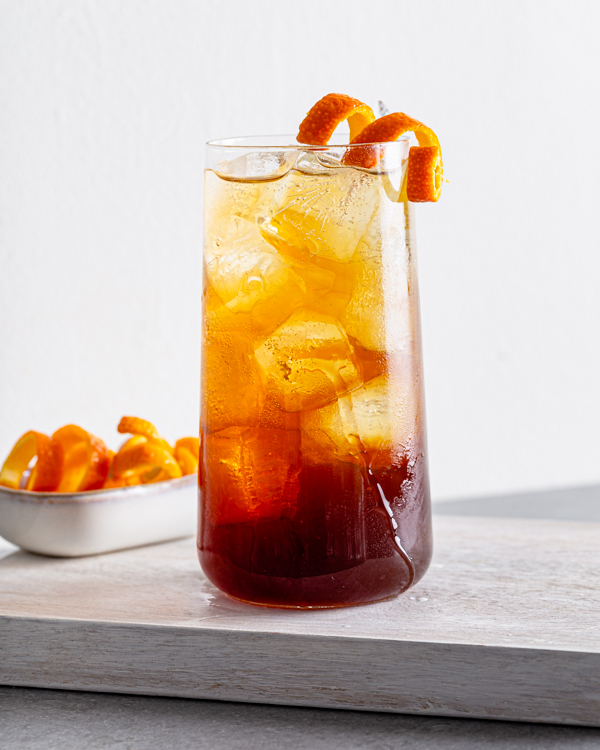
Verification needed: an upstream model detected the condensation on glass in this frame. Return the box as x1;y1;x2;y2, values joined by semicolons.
198;136;432;608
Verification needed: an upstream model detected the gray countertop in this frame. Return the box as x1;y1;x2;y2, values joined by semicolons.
3;685;600;750
3;484;600;750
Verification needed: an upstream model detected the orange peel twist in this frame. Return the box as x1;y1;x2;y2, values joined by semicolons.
1;417;200;492
52;424;111;492
117;416;173;453
0;431;63;492
297;93;375;146
112;440;183;483
174;437;199;476
342;112;443;202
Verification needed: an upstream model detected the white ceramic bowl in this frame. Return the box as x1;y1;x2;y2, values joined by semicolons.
0;475;197;557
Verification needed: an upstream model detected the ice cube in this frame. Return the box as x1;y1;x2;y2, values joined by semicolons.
349;375;408;452
307;290;351;320
202;327;265;434
204;427;301;526
257;167;379;263
204;218;306;330
288;258;336;301
204;171;266;247
294;150;341;173
295;252;356;319
301;372;419;464
301;393;360;464
258;394;301;431
203;284;246;333
254;308;363;412
342;199;412;352
215;150;298;181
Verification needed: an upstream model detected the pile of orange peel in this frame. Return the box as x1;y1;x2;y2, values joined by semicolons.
297;93;443;202
0;418;199;493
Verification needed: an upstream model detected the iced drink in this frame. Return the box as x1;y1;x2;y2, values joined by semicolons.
198;95;440;607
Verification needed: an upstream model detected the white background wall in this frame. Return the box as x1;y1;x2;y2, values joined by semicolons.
1;0;599;501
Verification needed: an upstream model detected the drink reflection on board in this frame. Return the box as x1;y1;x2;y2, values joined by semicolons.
199;94;443;608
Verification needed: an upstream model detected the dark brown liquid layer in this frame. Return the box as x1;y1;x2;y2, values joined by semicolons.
198;452;432;608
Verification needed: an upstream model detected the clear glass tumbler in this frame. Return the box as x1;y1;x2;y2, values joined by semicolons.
198;136;432;607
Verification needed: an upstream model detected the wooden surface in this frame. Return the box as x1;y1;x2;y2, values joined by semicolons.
2;515;600;726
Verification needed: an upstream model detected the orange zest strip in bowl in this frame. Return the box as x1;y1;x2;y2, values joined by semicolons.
112;441;183;483
175;447;197;476
342;112;443;202
175;437;199;476
175;437;199;460
0;431;63;492
117;416;173;454
117;435;148;452
52;424;111;492
118;416;161;442
297;93;375;146
174;438;199;476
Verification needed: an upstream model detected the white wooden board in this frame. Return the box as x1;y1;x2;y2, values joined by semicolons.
2;516;600;726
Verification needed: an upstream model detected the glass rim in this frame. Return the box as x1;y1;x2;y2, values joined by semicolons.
206;134;410;151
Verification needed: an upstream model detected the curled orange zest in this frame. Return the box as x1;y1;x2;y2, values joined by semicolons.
112;441;183;483
174;438;199;476
117;416;173;454
0;431;63;492
118;416;161;442
118;435;147;452
175;447;197;476
174;437;199;460
52;425;111;492
406;145;443;203
1;418;197;493
342;112;443;202
297;93;375;146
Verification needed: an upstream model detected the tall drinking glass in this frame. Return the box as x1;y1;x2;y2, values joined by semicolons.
199;136;432;607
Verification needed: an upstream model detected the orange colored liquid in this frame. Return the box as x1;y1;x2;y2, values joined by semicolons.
198;160;432;607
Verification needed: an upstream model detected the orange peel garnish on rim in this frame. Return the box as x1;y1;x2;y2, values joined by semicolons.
297;93;375;146
52;425;111;492
342;112;443;202
405;145;443;203
0;431;63;492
